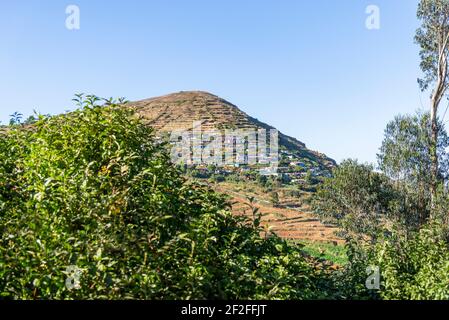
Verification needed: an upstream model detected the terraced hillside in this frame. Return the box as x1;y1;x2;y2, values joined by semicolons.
127;91;336;170
213;182;343;244
126;91;340;243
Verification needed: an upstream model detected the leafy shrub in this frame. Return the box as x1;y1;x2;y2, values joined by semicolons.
211;174;225;183
342;225;449;300
0;96;318;299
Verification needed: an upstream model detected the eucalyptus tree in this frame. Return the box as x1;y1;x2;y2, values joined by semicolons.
416;0;449;198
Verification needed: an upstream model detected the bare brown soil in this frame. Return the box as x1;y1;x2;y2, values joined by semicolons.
213;183;343;245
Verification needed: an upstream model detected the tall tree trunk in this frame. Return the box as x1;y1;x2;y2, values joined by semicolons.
430;102;439;207
429;45;447;208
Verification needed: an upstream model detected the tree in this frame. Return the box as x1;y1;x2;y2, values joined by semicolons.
305;171;314;185
270;191;280;207
378;112;449;187
23;115;37;125
9;112;23;125
378;112;449;224
257;174;268;187
313;160;395;240
416;0;449;200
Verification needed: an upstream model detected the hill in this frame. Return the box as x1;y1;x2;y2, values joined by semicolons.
125;91;341;244
127;91;336;173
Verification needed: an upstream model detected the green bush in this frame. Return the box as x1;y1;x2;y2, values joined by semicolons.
328;224;449;300
211;174;225;183
373;226;449;300
0;96;318;299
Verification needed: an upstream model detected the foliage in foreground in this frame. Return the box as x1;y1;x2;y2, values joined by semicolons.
313;111;449;300
373;226;449;300
0;96;325;300
340;225;449;300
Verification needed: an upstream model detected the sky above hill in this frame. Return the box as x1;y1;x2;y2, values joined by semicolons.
1;0;431;164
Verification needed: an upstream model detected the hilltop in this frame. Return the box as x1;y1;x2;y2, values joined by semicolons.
126;91;341;244
127;91;336;173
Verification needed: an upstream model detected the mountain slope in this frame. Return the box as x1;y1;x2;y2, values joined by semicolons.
127;91;336;170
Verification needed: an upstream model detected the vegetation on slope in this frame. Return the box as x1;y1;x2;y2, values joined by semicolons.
0;96;333;300
313;111;449;300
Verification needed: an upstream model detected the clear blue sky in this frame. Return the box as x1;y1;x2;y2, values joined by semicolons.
1;0;427;164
